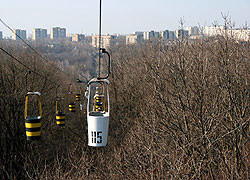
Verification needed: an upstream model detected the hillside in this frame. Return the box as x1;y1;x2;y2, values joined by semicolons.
0;35;249;179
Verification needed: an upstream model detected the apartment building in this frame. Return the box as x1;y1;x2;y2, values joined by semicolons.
32;28;47;41
134;31;144;36
175;29;189;40
51;27;66;39
231;29;250;41
154;32;160;39
169;31;177;40
72;34;85;42
126;34;143;45
204;26;249;41
143;31;155;40
186;26;200;36
160;30;169;40
13;29;26;40
92;35;116;49
204;26;224;36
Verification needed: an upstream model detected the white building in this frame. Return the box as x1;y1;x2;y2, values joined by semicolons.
204;26;249;41
186;26;200;36
92;35;116;49
143;31;149;40
204;26;224;36
230;29;249;41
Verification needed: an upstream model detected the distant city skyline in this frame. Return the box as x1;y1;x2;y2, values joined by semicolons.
0;0;249;37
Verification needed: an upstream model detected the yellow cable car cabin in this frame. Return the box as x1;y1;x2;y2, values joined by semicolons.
56;111;66;126
68;84;76;112
25;92;42;140
56;98;66;126
68;102;76;112
75;91;81;102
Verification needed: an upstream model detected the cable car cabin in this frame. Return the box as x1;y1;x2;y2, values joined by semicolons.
69;102;76;112
87;78;110;147
68;93;76;112
68;84;76;112
56;111;65;126
56;97;66;126
75;92;81;102
25;92;42;141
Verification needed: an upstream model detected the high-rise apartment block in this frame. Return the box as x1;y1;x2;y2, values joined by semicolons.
126;34;143;45
230;29;250;41
160;30;169;40
204;26;249;41
144;31;155;40
92;35;116;49
154;32;160;39
0;31;2;40
72;34;85;42
175;29;189;40
134;31;144;36
204;26;224;36
169;31;177;40
186;26;200;36
13;29;26;40
50;27;66;39
32;28;47;41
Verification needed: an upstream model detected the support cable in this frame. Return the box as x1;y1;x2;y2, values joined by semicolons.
98;0;102;78
0;47;57;85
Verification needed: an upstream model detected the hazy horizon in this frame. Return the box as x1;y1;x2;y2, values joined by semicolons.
0;0;249;37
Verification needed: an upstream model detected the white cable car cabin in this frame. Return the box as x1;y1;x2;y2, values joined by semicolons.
87;78;110;147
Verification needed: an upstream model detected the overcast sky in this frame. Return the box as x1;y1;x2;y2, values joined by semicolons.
0;0;249;37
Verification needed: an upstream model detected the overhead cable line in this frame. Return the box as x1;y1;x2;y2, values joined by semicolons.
98;0;102;78
0;18;72;77
0;47;57;85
